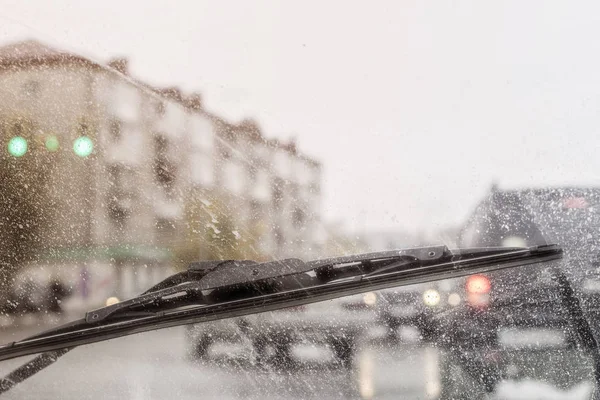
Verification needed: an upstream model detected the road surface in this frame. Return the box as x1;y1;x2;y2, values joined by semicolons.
0;321;594;399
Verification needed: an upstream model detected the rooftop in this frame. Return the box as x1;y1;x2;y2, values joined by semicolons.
0;39;320;165
0;39;97;69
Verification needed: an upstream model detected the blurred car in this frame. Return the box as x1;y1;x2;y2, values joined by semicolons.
3;262;122;315
433;187;600;397
377;279;460;341
5;273;51;313
185;291;382;368
4;266;74;314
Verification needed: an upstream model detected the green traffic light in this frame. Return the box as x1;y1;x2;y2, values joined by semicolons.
73;136;93;157
45;136;59;152
7;136;27;157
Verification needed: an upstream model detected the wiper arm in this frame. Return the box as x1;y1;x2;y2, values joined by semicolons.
0;244;562;394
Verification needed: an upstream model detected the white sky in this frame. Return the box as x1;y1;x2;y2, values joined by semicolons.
1;1;600;234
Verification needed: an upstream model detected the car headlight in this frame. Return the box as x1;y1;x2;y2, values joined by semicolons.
105;296;120;306
501;236;527;248
447;292;461;306
423;289;440;306
363;292;377;306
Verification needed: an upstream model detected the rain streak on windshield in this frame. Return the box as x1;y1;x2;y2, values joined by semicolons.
1;1;600;399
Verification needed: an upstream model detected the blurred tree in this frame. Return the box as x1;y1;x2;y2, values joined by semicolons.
172;193;264;270
0;116;54;292
322;224;370;257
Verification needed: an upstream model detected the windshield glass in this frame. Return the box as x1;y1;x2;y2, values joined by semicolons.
0;2;599;399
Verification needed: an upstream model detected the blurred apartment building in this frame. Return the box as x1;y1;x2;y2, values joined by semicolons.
0;40;322;288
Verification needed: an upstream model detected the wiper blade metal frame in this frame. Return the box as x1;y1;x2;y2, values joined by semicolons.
0;244;561;363
84;245;449;324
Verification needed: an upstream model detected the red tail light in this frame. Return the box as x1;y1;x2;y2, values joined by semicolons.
466;275;491;294
562;197;589;209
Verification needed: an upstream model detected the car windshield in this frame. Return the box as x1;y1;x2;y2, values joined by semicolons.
1;2;599;399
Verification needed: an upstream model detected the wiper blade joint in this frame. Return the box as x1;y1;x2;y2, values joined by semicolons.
84;245;450;324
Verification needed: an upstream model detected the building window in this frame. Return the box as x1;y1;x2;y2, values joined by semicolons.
155;217;176;242
78;121;91;135
252;169;270;201
109;119;122;140
190;153;214;186
289;183;299;199
220;149;231;159
155;101;166;116
274;227;285;248
292;208;306;228
250;200;262;221
223;161;244;194
11;121;25;137
309;182;321;194
274;151;291;177
190;116;214;151
107;164;133;224
272;178;284;210
8;119;35;142
23;80;40;97
153;135;176;191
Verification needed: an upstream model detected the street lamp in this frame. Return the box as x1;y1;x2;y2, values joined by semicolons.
45;136;59;152
7;137;27;157
73;136;93;157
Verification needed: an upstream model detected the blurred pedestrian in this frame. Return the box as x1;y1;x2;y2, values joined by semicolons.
48;279;70;313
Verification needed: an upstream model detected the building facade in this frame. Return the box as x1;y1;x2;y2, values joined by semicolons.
0;40;322;301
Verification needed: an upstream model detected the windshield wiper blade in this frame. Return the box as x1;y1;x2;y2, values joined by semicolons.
83;246;448;323
0;244;562;394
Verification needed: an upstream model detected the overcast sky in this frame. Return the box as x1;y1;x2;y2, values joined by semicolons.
1;1;600;235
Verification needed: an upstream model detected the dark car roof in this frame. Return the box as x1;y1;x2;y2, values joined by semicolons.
492;187;600;199
458;186;600;251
